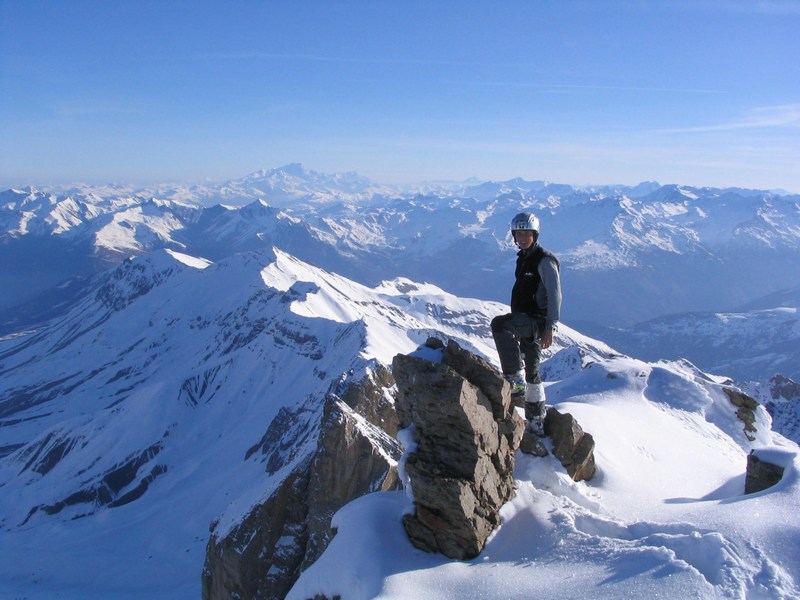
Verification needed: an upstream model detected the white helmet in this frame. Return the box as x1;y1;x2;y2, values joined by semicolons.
510;212;540;233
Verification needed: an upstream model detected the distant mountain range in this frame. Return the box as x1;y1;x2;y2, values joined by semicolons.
581;299;800;382
2;164;799;384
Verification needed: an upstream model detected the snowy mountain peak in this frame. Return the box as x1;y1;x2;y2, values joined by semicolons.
228;163;387;205
647;183;701;202
3;173;800;351
241;162;314;183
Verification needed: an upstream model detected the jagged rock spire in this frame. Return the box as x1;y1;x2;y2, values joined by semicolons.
392;338;524;559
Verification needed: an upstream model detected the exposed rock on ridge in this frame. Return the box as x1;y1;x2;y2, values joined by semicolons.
724;387;760;441
202;365;400;600
392;338;524;560
769;374;800;401
745;451;786;494
545;408;596;481
202;339;600;595
764;374;800;445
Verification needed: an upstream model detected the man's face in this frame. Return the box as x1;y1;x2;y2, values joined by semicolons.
514;230;535;250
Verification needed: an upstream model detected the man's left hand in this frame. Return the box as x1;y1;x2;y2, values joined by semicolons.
540;328;554;349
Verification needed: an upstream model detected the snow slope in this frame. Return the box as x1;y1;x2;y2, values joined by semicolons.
0;247;510;598
1;246;796;599
290;356;800;600
1;171;799;599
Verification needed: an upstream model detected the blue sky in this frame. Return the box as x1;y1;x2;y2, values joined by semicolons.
1;0;799;191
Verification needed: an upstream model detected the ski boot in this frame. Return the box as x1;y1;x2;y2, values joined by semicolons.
525;416;545;438
520;383;548;456
504;372;526;399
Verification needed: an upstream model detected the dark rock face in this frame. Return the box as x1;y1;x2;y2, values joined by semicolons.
202;366;401;600
723;388;760;441
202;462;312;600
765;374;800;446
392;339;524;560
340;362;399;437
304;395;402;571
770;374;800;401
544;408;596;482
745;452;785;494
18;437;168;524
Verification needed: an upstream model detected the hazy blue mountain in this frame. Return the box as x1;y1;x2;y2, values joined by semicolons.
2;165;799;383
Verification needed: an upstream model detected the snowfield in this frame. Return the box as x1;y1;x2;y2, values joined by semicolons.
290;355;800;600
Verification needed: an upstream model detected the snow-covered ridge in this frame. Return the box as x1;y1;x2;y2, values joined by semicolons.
291;353;799;600
0;246;514;595
0;243;798;599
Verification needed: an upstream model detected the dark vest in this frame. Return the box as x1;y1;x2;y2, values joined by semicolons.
511;245;559;316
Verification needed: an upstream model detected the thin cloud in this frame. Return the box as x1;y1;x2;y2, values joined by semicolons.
195;51;539;69
660;103;800;133
725;0;800;15
53;98;145;118
444;80;728;94
618;0;800;16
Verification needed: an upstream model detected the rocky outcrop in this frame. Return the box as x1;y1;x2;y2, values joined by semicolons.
764;375;800;446
304;393;401;570
339;364;399;437
392;338;524;560
769;374;800;401
544;408;596;481
19;437;168;524
745;451;786;494
202;340;600;595
202;366;401;600
202;460;311;600
723;388;759;441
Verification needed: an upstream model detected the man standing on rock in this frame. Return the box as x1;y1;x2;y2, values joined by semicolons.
491;212;561;438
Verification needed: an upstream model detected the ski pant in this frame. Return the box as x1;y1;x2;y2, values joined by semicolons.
490;312;543;385
492;312;546;420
